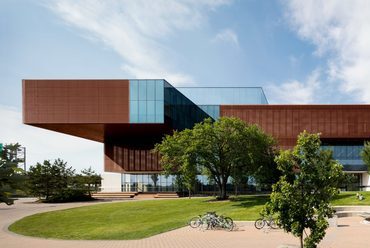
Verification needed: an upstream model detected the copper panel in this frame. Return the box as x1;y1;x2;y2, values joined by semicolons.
23;79;129;124
221;105;370;147
104;143;162;173
31;123;104;142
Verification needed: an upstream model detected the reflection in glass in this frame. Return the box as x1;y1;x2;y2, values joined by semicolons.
147;80;155;100
177;87;268;105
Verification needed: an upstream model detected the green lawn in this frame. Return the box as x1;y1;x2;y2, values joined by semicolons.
9;191;370;240
9;195;268;240
332;191;370;205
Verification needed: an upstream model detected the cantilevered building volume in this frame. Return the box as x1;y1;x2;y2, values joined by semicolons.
23;79;370;193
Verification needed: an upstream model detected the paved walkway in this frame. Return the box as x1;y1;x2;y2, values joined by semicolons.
1;198;370;248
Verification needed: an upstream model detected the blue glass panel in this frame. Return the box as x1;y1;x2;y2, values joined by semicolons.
215;106;220;118
155;100;164;115
156;114;164;123
198;105;220;119
147;101;155;115
155;80;164;100
138;80;147;100
147;115;155;123
139;101;147;115
177;87;268;105
147;101;155;123
147;80;155;100
131;115;138;123
130;100;139;123
130;100;138;115
130;80;138;100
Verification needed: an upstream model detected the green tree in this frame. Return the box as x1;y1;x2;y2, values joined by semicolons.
231;172;246;196
264;131;345;248
150;174;159;191
361;141;370;173
27;159;75;200
155;129;198;198
155;117;276;200
0;143;25;205
77;167;102;197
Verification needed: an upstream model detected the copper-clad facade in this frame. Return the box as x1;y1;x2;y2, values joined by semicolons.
23;80;370;192
22;79;208;174
221;105;370;148
23;79;130;124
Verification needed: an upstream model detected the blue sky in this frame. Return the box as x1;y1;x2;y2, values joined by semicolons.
1;0;370;172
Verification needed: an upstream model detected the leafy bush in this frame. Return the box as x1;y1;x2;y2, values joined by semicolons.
44;188;93;203
27;159;100;203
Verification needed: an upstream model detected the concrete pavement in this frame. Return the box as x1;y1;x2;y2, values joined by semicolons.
1;198;370;248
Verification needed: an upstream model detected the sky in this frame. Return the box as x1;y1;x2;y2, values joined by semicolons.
1;0;370;173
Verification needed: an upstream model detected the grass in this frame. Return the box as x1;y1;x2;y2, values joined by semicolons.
332;191;370;205
9;191;370;240
9;195;268;240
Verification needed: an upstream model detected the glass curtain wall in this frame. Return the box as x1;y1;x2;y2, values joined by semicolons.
177;87;268;105
121;173;256;194
164;81;211;130
121;173;178;192
321;145;366;171
198;105;220;120
129;80;164;123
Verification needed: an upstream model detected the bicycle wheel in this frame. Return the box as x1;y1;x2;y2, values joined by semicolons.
254;218;265;229
224;217;234;231
200;221;210;231
189;217;201;228
269;219;279;229
208;219;217;230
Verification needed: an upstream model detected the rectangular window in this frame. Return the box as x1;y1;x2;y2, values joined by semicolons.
130;100;139;123
155;80;164;100
139;101;147;115
155;114;164;123
156;100;164;116
130;114;139;123
139;81;147;100
147;101;155;115
130;80;138;100
147;100;155;123
147;80;156;100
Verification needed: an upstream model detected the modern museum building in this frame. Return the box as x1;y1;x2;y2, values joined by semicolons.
22;79;370;193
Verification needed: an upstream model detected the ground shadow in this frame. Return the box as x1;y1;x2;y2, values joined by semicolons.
337;224;350;227
229;195;270;208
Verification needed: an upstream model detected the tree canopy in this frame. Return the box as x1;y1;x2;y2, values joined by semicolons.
76;166;102;197
27;159;100;202
0;143;25;205
155;117;277;199
27;159;75;200
264;131;345;248
360;141;370;173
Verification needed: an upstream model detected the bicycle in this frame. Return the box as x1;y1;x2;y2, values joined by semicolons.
189;212;216;228
211;215;234;231
254;216;279;229
189;212;234;231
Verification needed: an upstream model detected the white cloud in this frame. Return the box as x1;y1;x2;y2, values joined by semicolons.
212;28;239;47
47;0;232;86
0;105;103;173
283;0;370;102
266;69;320;104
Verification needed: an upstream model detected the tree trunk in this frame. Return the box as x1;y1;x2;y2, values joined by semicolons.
219;180;228;200
88;183;91;197
188;188;191;199
300;233;303;248
234;184;238;196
